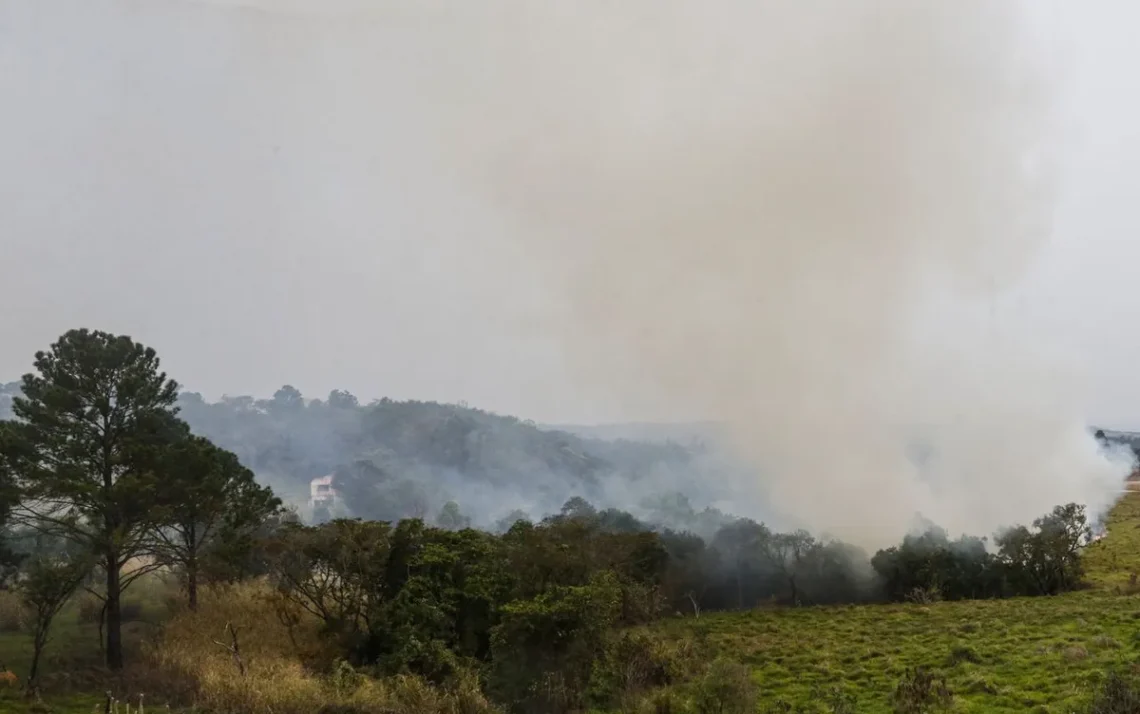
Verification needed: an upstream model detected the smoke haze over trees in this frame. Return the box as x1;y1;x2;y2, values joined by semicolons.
173;385;744;532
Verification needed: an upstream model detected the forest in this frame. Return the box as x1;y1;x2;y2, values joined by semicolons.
0;329;1126;713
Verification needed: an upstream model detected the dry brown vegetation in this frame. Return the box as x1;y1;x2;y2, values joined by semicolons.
129;581;500;714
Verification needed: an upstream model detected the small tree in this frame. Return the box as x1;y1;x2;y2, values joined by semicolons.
19;550;93;693
149;436;280;610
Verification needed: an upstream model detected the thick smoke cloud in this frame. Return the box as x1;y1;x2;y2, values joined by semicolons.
7;0;1130;546
401;1;1132;545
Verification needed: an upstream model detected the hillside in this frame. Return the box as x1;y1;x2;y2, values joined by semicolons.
643;494;1140;713
174;387;708;527
0;379;752;529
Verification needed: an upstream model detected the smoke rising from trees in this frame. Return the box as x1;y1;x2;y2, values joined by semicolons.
2;1;1133;547
406;1;1134;545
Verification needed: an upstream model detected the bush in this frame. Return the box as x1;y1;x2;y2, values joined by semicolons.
135;581;502;714
1088;672;1140;714
588;632;674;707
0;591;29;633
892;668;952;714
946;645;982;666
76;594;103;624
692;658;756;714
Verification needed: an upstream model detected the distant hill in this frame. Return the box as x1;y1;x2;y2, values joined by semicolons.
174;387;706;527
543;420;724;446
0;380;736;528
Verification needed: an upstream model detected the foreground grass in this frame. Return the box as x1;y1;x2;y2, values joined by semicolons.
653;590;1138;712
646;493;1140;713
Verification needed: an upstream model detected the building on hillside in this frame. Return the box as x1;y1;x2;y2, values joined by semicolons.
309;474;339;511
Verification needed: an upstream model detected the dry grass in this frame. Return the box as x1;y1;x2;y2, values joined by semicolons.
133;581;501;714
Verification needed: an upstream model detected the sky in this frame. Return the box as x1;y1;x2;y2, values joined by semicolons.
3;1;1140;428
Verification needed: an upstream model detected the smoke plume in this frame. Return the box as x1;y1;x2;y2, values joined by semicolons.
77;0;1130;545
404;1;1130;545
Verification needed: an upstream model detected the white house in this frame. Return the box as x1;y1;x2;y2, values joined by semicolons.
309;474;339;510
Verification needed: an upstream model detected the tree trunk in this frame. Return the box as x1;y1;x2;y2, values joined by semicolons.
105;555;123;671
187;524;199;611
96;598;107;657
27;631;46;693
188;558;199;611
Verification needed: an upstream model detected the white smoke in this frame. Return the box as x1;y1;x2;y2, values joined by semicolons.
44;0;1129;546
400;0;1131;545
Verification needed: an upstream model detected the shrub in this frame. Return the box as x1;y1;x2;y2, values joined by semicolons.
0;591;29;633
892;668;952;714
1088;672;1140;714
1093;635;1122;650
135;581;502;714
76;594;103;624
692;658;756;714
588;631;673;707
946;645;982;666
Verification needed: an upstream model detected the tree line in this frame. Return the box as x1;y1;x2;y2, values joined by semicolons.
248;495;1092;713
0;328;1097;708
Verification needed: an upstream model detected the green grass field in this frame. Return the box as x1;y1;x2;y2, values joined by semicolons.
649;493;1140;713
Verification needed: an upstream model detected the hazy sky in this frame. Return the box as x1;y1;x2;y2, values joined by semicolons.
3;1;1140;427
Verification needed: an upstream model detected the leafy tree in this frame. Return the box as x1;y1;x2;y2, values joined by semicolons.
18;548;94;693
494;509;531;533
490;570;623;713
266;518;395;655
436;501;471;530
710;519;774;609
271;385;305;412
149;435;281;609
327;390;359;409
995;503;1089;595
763;529;817;605
0;329;183;670
560;497;597;520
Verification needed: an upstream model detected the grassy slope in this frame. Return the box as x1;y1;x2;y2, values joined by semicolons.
649;493;1140;713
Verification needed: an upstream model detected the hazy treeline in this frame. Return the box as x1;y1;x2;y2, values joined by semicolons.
174;387;735;529
7;378;742;532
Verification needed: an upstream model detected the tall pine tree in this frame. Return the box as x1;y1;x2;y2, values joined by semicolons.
0;329;183;670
